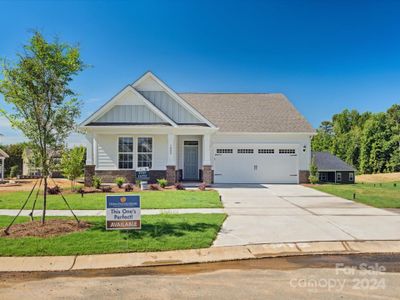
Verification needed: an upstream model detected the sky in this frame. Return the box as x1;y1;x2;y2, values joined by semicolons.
0;0;400;145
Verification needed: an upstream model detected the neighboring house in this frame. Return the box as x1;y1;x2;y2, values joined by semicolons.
0;148;9;181
312;151;356;184
22;148;62;177
80;71;315;186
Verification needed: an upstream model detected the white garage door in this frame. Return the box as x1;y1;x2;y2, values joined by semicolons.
214;145;299;184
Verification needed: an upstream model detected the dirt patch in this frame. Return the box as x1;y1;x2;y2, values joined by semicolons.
356;172;400;183
0;219;91;238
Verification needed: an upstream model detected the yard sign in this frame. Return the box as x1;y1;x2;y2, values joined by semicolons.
106;195;141;230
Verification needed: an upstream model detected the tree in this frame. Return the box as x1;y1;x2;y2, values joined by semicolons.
0;143;25;177
60;146;86;191
0;32;85;224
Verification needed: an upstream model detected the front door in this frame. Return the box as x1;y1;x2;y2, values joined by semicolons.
183;141;199;180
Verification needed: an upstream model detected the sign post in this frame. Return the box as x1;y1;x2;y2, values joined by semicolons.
106;195;141;230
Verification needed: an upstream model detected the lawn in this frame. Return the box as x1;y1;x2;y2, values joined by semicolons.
0;190;222;210
310;181;400;208
0;214;226;256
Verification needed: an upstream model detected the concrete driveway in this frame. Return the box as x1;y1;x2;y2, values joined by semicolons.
213;184;400;246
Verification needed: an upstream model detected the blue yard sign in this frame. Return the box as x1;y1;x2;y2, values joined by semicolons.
106;195;141;230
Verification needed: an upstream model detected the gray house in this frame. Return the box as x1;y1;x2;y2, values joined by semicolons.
312;151;356;184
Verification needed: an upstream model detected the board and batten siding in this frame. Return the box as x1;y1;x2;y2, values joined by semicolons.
95;105;165;123
95;134;168;170
139;91;202;124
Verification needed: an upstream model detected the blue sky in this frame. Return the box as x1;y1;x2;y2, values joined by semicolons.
1;0;400;145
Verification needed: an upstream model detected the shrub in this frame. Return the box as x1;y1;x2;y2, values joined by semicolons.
47;185;61;194
150;183;161;191
9;165;19;178
92;176;102;189
156;178;168;188
101;185;112;193
124;183;133;192
135;180;141;187
309;175;319;184
115;177;126;188
174;182;185;190
198;182;207;191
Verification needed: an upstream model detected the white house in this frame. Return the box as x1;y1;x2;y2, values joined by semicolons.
80;72;315;186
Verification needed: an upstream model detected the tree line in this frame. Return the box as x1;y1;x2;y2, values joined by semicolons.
312;104;400;174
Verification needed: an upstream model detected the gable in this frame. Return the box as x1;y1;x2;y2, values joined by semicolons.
133;73;213;126
95;105;166;124
139;91;203;124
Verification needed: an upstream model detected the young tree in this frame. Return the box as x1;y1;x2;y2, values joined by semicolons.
60;146;86;191
0;32;85;224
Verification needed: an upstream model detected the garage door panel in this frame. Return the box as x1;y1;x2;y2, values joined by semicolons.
214;145;299;184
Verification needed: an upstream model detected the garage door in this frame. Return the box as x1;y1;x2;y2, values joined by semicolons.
214;145;299;184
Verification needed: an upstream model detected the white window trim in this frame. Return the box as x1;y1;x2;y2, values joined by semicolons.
336;172;342;182
349;172;354;181
118;136;134;170
137;136;154;169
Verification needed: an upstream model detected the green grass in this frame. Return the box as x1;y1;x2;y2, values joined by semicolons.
0;214;226;256
0;190;222;210
310;181;400;208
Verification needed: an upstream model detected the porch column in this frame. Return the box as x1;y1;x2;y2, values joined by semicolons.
202;134;213;184
93;133;98;167
85;133;94;165
84;133;96;187
166;134;177;184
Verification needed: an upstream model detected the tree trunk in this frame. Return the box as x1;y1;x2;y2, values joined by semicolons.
42;176;47;224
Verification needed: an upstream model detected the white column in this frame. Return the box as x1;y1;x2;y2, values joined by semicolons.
202;134;211;165
167;133;177;166
93;134;98;167
85;133;94;165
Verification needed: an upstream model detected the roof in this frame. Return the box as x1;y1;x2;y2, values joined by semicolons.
0;149;9;158
312;151;356;172
179;93;314;133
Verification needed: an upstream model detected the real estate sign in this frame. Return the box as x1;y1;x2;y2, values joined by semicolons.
136;166;150;181
106;195;141;230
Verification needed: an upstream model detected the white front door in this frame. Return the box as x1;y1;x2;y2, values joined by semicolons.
214;145;299;184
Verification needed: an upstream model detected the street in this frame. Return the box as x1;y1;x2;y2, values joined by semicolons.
1;254;399;299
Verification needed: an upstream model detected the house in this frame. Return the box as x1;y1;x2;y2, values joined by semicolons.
22;148;63;178
312;151;356;184
0;148;9;181
80;72;315;186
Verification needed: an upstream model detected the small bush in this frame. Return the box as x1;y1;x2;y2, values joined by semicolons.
157;178;168;188
124;183;133;192
92;176;102;189
9;165;19;178
101;185;112;193
309;175;319;184
47;185;61;195
198;182;207;191
174;182;185;190
135;180;141;187
150;184;161;191
114;177;126;188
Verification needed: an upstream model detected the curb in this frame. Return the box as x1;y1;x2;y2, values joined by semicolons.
1;240;400;272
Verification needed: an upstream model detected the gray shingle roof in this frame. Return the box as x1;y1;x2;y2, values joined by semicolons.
178;93;314;133
312;151;356;172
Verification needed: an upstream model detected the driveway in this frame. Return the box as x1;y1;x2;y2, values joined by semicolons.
213;184;400;246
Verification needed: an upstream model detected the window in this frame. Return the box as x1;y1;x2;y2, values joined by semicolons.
279;149;296;154
319;173;326;181
137;137;153;168
118;137;133;169
336;172;342;182
258;149;274;154
216;149;233;154
237;149;254;154
349;172;354;182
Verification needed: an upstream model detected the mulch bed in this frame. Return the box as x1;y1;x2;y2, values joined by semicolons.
0;219;91;238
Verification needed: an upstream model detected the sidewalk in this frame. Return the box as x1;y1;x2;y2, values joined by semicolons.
0;208;225;217
0;240;400;272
